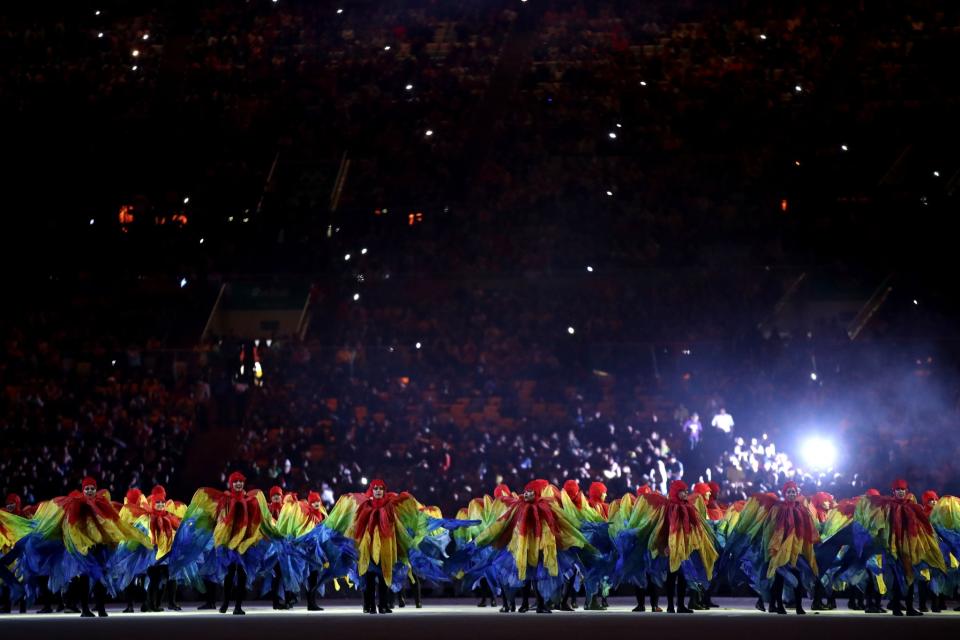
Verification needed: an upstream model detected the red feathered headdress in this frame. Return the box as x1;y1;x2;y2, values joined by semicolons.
708;481;721;497
365;479;387;496
228;471;246;485
588;482;608;502
922;490;939;505
307;491;322;503
693;482;712;498
563;479;581;499
125;488;143;504
4;494;20;511
82;477;97;489
150;486;167;503
269;486;284;499
891;478;909;491
668;480;688;499
636;484;652;496
493;483;512;499
865;488;881;496
812;491;834;507
524;479;549;497
782;481;800;495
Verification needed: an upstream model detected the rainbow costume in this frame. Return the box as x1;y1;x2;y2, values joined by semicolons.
613;480;717;613
471;479;591;613
723;481;820;614
7;477;150;617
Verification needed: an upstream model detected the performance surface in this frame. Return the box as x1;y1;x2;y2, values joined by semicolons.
3;598;959;640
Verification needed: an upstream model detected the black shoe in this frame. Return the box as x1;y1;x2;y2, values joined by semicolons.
122;605;135;613
811;600;827;611
415;602;422;609
536;604;552;614
140;603;150;613
560;602;574;612
827;598;837;610
233;606;245;615
651;606;663;612
518;604;530;613
571;599;579;609
378;607;393;614
219;603;229;614
308;603;323;611
478;598;487;607
677;606;694;613
37;606;53;614
892;608;903;617
198;602;217;610
97;608;108;618
906;608;923;617
168;603;182;612
667;606;676;613
632;604;645;612
80;609;95;618
499;605;511;613
755;600;766;612
796;605;806;615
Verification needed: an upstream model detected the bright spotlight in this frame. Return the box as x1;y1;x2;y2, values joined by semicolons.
810;372;817;381
801;438;837;470
353;293;360;301
567;326;575;335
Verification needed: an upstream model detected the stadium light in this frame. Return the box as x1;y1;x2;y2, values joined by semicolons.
97;32;104;38
361;247;368;255
841;144;849;152
353;293;360;301
810;372;817;381
801;437;836;470
567;326;575;335
415;342;422;349
586;265;594;272
608;132;617;139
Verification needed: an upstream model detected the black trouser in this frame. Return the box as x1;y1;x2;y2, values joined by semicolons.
307;570;320;609
201;579;218;607
771;568;804;612
77;576;107;615
220;563;247;612
890;581;916;613
665;570;687;611
634;584;659;610
363;573;391;612
146;565;173;611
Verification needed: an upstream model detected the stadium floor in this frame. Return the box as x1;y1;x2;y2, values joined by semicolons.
3;597;959;640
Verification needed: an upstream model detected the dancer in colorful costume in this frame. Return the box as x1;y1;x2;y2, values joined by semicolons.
12;477;150;617
924;491;960;612
322;478;464;614
724;481;820;614
613;480;718;613
168;471;272;615
452;483;516;611
852;478;946;616
472;479;591;613
0;494;32;613
113;485;184;612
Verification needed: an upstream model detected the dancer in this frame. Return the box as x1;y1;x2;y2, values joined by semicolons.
725;481;821;615
613;480;718;614
14;477;150;617
169;471;272;615
0;494;32;613
853;478;946;616
322;479;457;614
472;480;591;613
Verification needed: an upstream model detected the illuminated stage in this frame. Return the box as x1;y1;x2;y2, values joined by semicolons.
3;598;959;640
